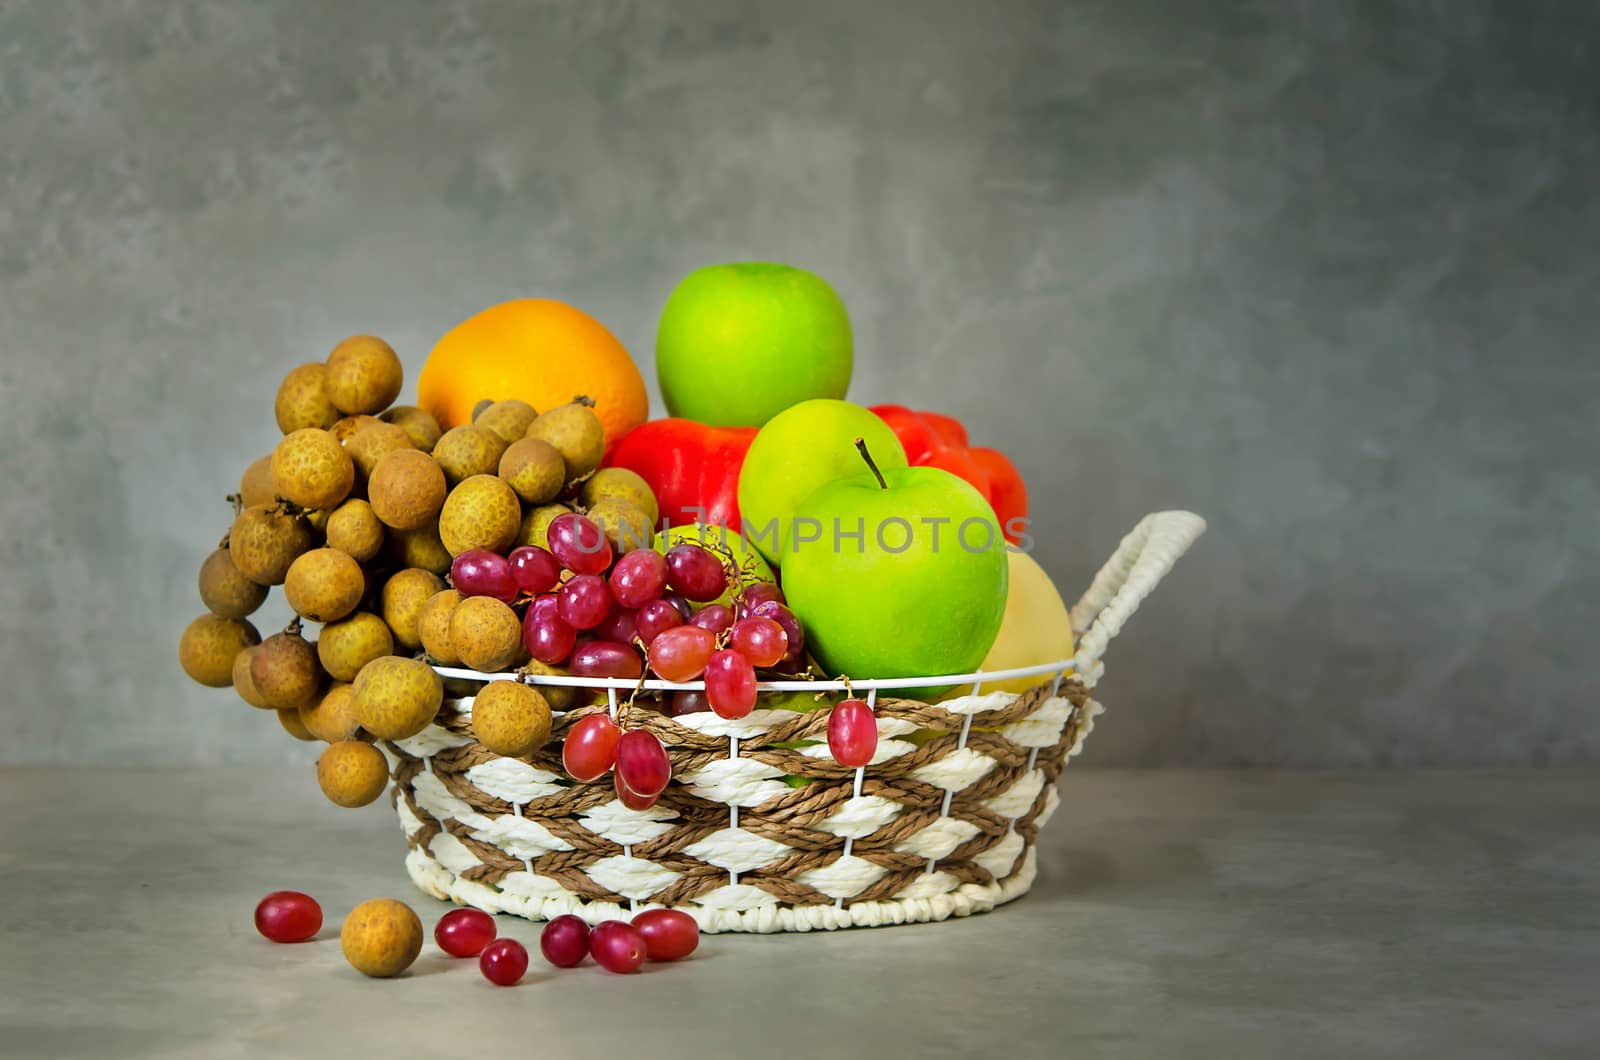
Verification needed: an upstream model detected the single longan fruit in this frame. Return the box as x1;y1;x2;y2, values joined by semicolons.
526;400;605;482
238;454;277;508
518;658;576;711
233;645;272;708
368;449;447;530
476;399;539;445
180;614;261;687
301;682;361;743
471;399;494;422
586;498;654;552
341;898;422;978
283;548;365;623
198;547;268;619
472;681;552;757
344;422;414;493
382;522;451;576
432;425;508;484
230;505;314;585
580;467;659;527
325;335;403;415
278;708;318;741
352;656;444;740
517;502;571;549
325;499;384;562
380;568;444;650
417;589;462;666
380;405;442;451
275;362;340;434
438;475;520;557
498;437;565;505
317;612;394;683
272;429;354;511
330;414;382;444
317;740;390;807
449;595;523;673
251;630;325;710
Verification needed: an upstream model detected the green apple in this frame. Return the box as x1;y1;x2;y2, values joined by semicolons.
736;399;907;566
782;458;1009;697
656;263;853;427
654;522;775;609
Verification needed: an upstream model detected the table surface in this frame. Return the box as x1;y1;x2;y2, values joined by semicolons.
2;768;1595;1059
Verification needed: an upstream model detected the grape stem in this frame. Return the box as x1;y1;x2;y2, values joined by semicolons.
854;438;889;490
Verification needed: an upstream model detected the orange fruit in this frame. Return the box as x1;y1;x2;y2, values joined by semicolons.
418;299;648;456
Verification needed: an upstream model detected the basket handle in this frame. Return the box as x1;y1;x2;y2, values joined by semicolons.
1068;510;1206;685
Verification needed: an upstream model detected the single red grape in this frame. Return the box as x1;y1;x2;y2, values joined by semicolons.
828;698;878;767
615;729;671;798
635;599;683;644
648;625;716;683
509;545;561;595
589;920;647;974
594;605;638;645
670;690;711;716
540;914;591;968
563;713;622;781
729;616;787;668
664;545;726;602
689;604;734;636
631;909;699;962
523;599;576;664
750;601;806;674
434;908;496;957
479;937;529;986
570;640;643;680
548;513;613;575
736;581;785;616
451;549;519;602
558;574;613;630
610;549;667;609
614;766;659;810
705;649;758;719
254;891;322;943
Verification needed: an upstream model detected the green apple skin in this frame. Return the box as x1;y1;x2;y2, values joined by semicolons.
736;399;908;567
655;263;853;427
782;466;1009;698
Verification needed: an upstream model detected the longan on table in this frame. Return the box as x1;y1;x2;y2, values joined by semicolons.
579;467;659;527
300;682;362;743
352;656;443;740
179;614;261;688
316;611;394;683
432;424;508;484
368;448;446;530
283;548;365;623
379;405;442;452
272;428;354;511
229;505;314;586
526;399;605;482
341;898;422;978
238;455;278;508
325;335;403;416
250;629;325;710
380;568;444;650
449;595;523;673
382;522;452;576
586;497;654;552
516;502;570;550
317;740;390;807
232;645;273;708
330;414;382;444
344;421;414;493
198;547;268;619
498;436;564;505
416;589;462;667
274;362;340;434
278;708;318;742
471;681;552;758
324;499;384;562
438;474;520;556
475;399;538;445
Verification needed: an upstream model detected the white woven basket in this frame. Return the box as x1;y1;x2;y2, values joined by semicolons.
383;511;1205;933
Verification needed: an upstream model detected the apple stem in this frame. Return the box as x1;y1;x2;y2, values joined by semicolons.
854;438;889;490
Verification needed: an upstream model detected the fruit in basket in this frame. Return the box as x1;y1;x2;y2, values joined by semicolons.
635;599;682;645
827;699;878;767
526;398;607;481
251;629;325;709
519;658;576;711
366;449;446;530
745;601;807;674
301;682;362;743
479;937;529;986
229;505;314;585
278;708;318;740
275;363;341;434
324;498;384;562
510;545;562;595
871;405;1030;544
379;405;442;451
238;455;277;508
656;263;852;427
180;614;261;687
344;421;414;493
352;656;444;740
691;604;733;636
341;898;423;978
497;437;565;505
417;589;462;666
587;496;655;552
316;612;395;683
558;574;613;630
450;595;524;672
547;512;612;574
605;419;753;530
325;335;403;415
432;424;509;484
589;920;647;974
655;524;775;608
380;568;445;649
563;713;621;781
540;915;591;968
383;522;452;576
232;647;272;708
570;640;643;680
704;649;757;718
316;739;390;807
729;616;787;668
438;475;520;556
330;414;382;443
648;625;715;683
435;908;496;958
522;595;576;665
962;549;1077;694
737;399;907;565
418;298;648;453
271;429;354;511
197;548;268;620
783;446;1007;691
631;909;699;962
283;548;365;623
255;891;323;943
664;543;727;602
451;549;518;602
610;548;667;609
475;399;539;446
615;730;670;800
472;680;552;757
579;467;659;527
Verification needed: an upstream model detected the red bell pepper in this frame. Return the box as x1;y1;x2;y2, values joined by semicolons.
869;405;1029;544
605;419;756;532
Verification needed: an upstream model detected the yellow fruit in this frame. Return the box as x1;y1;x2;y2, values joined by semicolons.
179;614;260;688
383;522;452;576
344;422;414;494
317;612;395;682
525;400;605;481
367;448;447;530
238;454;277;508
283;548;365;623
325;499;384;562
476;399;539;445
516;502;570;549
449;596;522;672
438;475;519;556
352;656;444;740
272;429;354;510
301;682;361;743
330;414;382;444
586;497;653;552
198;548;268;619
341;898;422;978
325;335;403;415
233;646;273;708
580;468;659;527
317;740;390;807
472;681;552;757
250;630;325;710
518;658;576;711
968;549;1076;695
274;362;340;434
432;425;509;485
380;568;444;650
229;505;313;585
497;437;565;505
379;405;442;451
416;589;462;666
278;708;318;741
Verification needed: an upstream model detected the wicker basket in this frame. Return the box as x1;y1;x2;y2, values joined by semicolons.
382;511;1205;933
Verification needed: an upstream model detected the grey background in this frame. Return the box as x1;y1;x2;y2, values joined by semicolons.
1;0;1593;767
